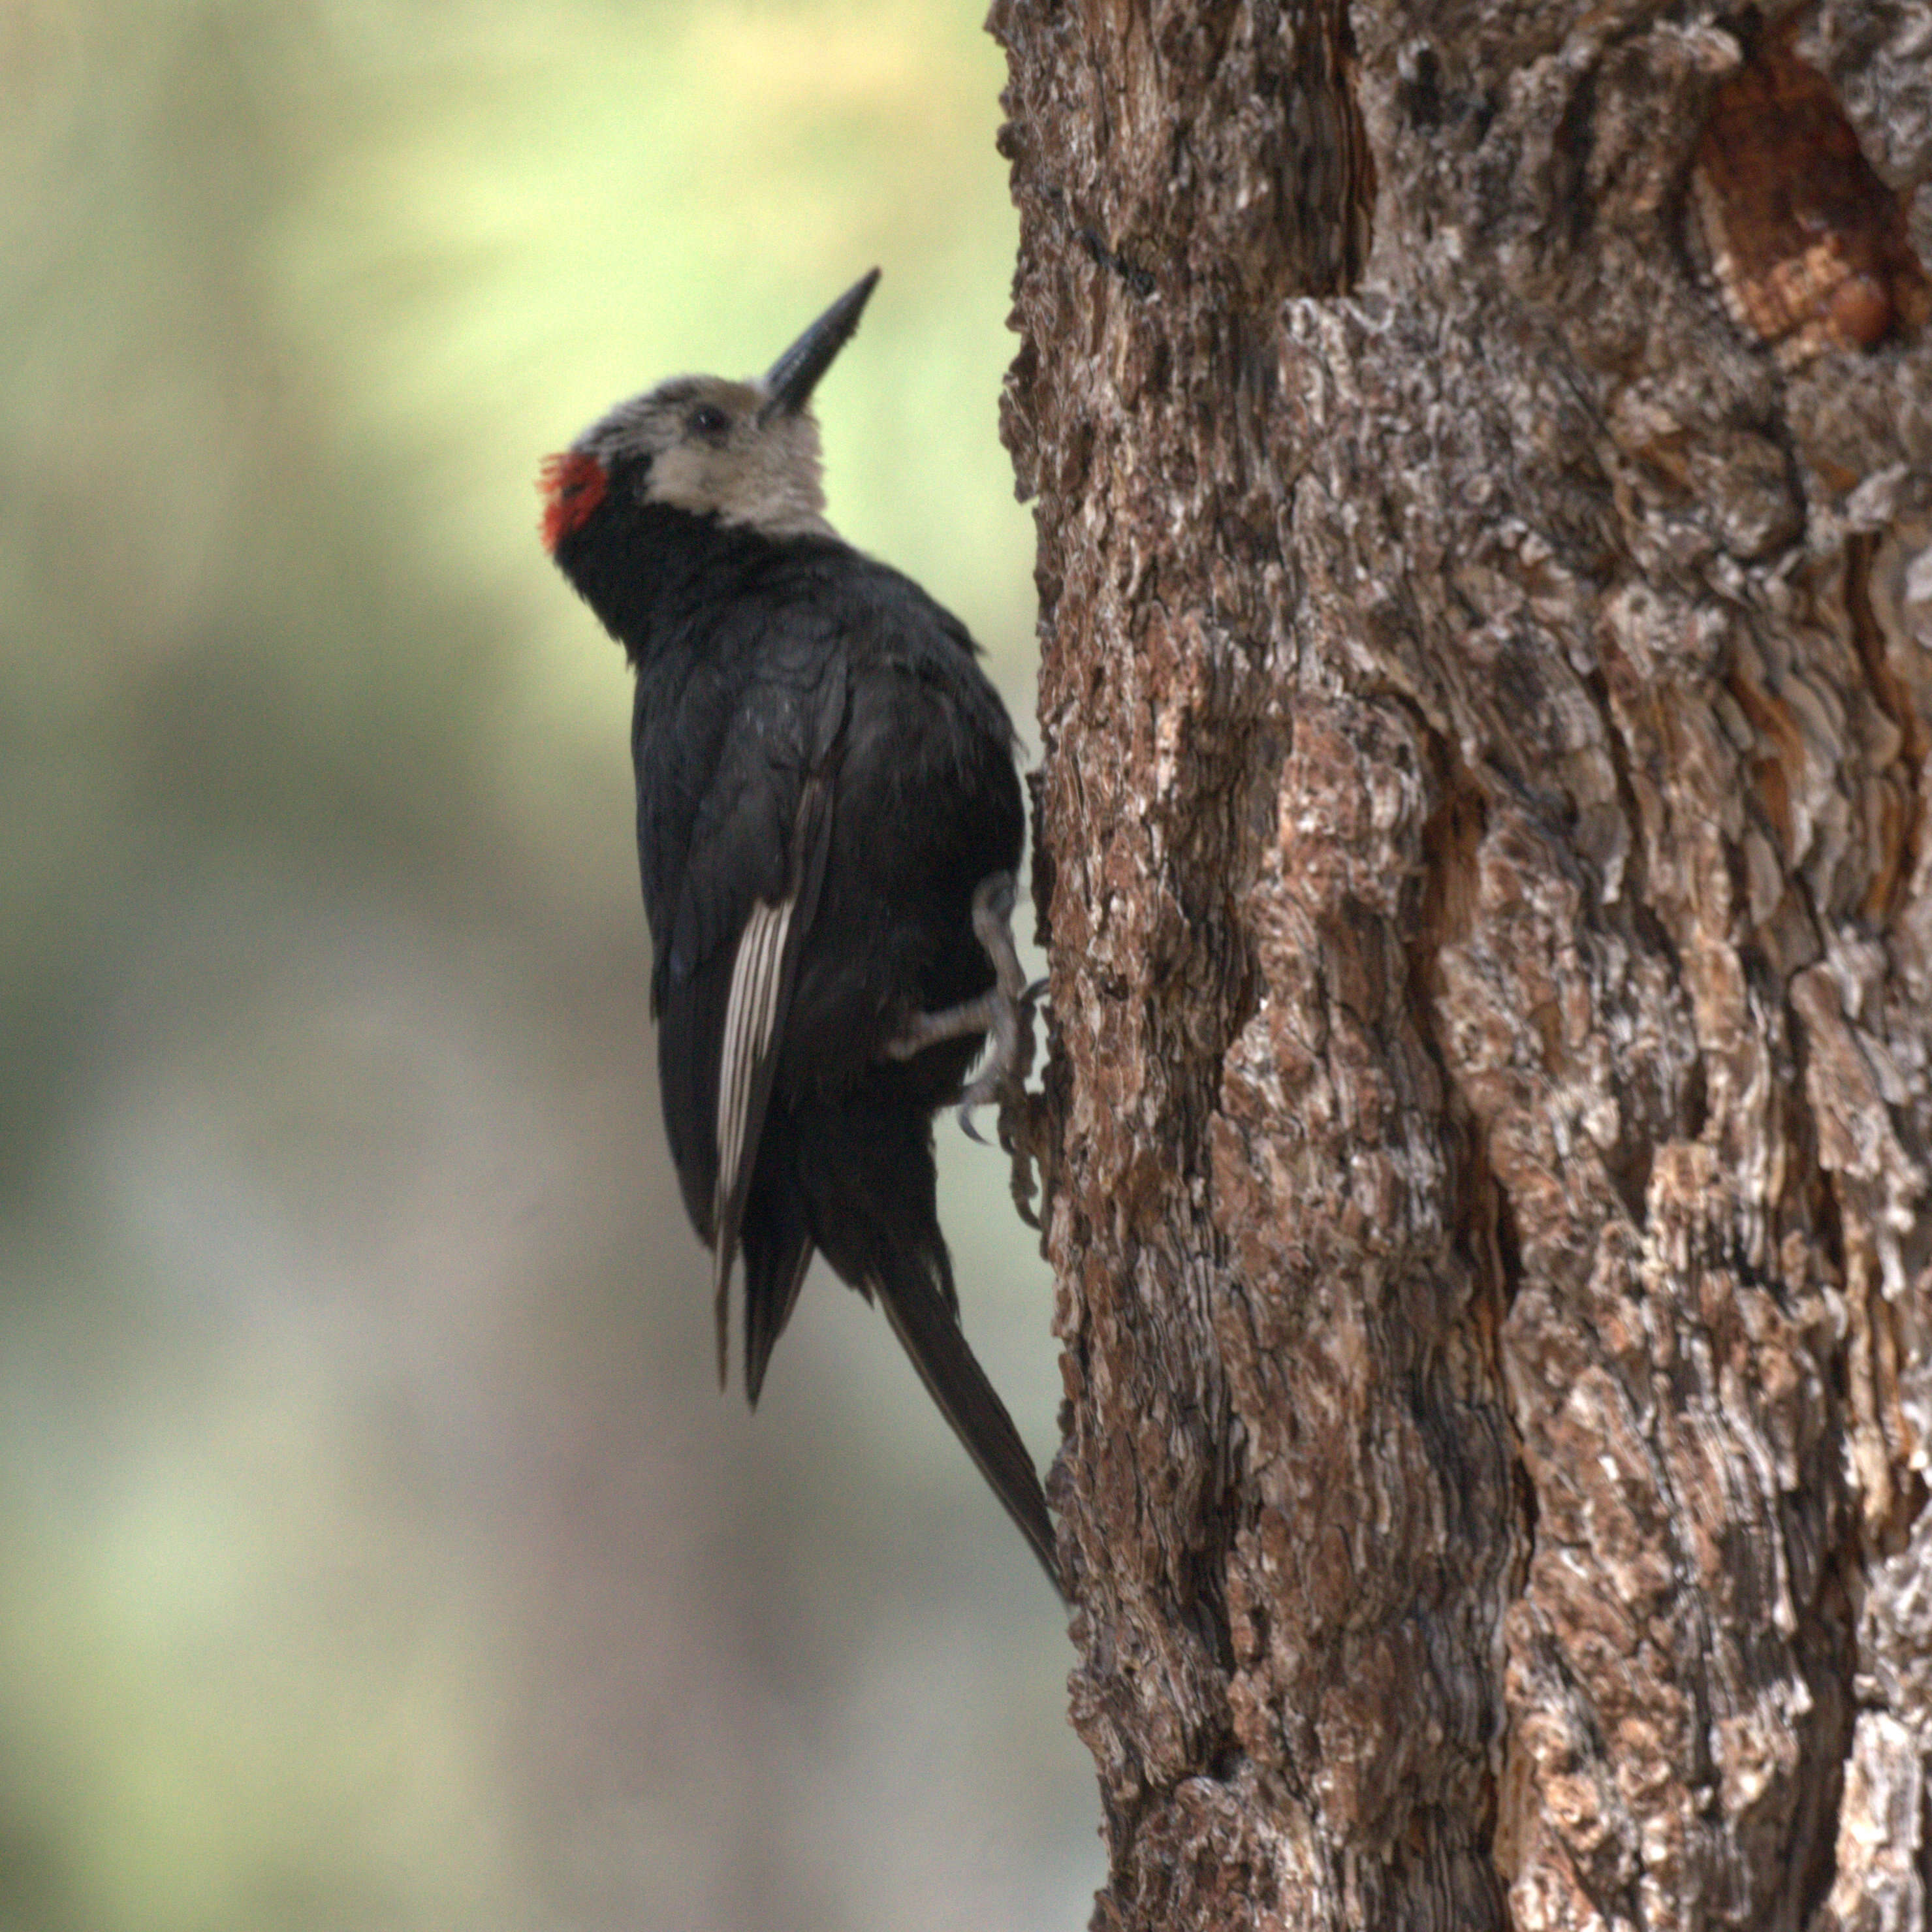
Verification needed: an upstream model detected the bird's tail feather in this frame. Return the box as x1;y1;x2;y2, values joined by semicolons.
872;1255;1064;1598
792;1100;1062;1598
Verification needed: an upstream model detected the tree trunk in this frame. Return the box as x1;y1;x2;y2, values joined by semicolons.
987;1;1932;1925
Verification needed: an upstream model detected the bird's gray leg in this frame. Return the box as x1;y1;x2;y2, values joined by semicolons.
882;873;1043;1141
954;872;1041;1141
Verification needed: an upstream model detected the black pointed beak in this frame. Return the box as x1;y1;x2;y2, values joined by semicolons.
760;269;880;419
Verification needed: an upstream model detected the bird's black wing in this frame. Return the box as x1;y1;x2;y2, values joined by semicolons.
646;633;848;1387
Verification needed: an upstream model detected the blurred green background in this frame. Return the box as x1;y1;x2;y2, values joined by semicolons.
0;1;1093;1926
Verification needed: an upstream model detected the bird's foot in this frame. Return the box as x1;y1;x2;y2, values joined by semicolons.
881;872;1045;1145
956;873;1044;1145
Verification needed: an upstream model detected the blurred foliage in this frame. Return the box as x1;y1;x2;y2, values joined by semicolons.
0;2;1090;1927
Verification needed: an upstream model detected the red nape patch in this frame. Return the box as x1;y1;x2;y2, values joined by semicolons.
539;449;607;552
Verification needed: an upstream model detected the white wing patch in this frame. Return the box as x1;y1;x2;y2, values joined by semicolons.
714;893;795;1237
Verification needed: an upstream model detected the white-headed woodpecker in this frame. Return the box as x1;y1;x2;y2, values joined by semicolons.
540;272;1060;1594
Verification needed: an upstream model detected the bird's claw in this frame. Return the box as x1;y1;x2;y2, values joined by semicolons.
879;872;1045;1143
955;873;1042;1144
958;1085;1003;1146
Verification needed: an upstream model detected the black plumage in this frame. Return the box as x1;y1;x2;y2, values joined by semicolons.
541;272;1059;1592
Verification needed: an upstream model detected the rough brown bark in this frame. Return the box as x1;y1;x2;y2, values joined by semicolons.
988;1;1932;1926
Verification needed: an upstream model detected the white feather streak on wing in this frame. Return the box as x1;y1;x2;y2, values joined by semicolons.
714;895;795;1229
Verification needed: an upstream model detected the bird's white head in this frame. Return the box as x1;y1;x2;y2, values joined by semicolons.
540;269;880;553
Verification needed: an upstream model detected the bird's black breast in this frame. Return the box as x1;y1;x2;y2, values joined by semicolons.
604;507;1022;1113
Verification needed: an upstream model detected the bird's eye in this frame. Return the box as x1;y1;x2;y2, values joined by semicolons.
689;404;731;443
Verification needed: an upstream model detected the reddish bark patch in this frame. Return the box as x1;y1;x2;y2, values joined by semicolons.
1692;20;1929;364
